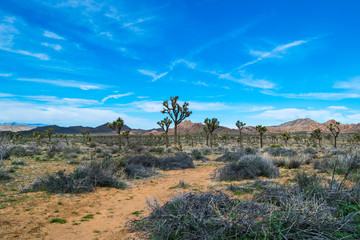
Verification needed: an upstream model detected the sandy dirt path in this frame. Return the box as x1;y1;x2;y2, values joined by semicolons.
0;163;221;240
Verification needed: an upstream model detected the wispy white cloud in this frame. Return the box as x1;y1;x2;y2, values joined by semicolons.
118;100;163;113
333;76;360;90
16;78;108;90
241;39;308;68
262;90;360;100
328;106;348;110
138;69;168;82
219;72;276;89
0;93;15;97
2;49;50;60
101;92;133;104
43;30;64;40
171;59;197;69
26;95;99;106
192;81;208;87
253;107;360;124
0;73;12;77
0;99;151;128
41;42;62;51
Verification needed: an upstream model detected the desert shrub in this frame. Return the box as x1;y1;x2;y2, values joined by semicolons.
284;157;303;169
125;164;158;179
11;160;27;166
304;147;317;155
63;146;84;154
243;147;257;155
199;146;212;155
313;153;360;175
127;153;194;171
272;158;286;167
149;147;165;154
269;144;281;148
130;173;360;240
21;161;127;194
330;148;348;156
215;146;229;154
212;155;279;181
228;180;282;195
0;170;13;180
265;147;297;157
127;153;161;168
128;191;266;240
160;153;195;170
133;146;145;154
67;160;80;165
190;149;209;161
215;151;245;162
9;145;27;157
89;142;97;148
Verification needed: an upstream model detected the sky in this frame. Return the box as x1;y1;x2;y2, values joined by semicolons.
1;0;360;129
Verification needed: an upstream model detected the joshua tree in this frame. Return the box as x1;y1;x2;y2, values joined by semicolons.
203;126;210;146
81;130;90;143
327;121;341;148
121;130;131;146
204;118;220;148
221;133;230;145
270;134;278;144
255;125;267;148
157;117;172;148
281;133;291;147
108;117;124;149
45;128;54;142
161;96;192;145
311;128;323;148
235;121;246;149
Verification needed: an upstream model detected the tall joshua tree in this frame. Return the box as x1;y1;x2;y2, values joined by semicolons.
204;118;220;148
157;117;172;148
108;117;124;149
161;96;192;145
255;125;267;148
311;128;323;148
327;121;341;148
236;121;246;149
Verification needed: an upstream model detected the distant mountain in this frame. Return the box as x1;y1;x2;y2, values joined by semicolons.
2;118;360;135
22;123;132;135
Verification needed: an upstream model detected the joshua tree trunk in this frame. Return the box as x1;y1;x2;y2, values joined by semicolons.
260;134;263;148
210;133;213;148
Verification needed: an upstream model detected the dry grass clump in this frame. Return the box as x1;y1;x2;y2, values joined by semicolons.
129;172;360;240
126;152;194;171
212;155;279;181
21;161;127;194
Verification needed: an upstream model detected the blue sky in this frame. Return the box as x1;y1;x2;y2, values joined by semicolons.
1;0;360;129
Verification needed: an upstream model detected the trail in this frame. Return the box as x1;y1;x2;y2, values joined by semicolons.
0;164;219;240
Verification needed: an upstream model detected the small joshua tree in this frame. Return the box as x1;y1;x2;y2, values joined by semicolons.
327;121;341;148
204;118;219;148
161;96;192;145
311;128;323;148
121;130;131;146
281;133;291;147
255;125;267;148
45;128;54;142
203;126;210;146
157;117;172;148
108;117;124;149
235;121;246;149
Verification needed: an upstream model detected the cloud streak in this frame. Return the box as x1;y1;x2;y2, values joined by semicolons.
16;78;108;90
101;92;134;104
138;69;168;82
240;39;308;68
262;90;360;100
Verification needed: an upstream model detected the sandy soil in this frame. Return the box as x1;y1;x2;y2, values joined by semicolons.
0;159;322;240
0;163;224;240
